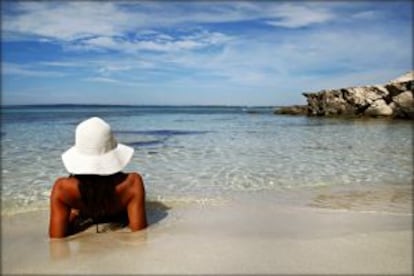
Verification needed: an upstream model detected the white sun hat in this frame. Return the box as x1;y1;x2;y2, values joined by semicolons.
62;117;134;175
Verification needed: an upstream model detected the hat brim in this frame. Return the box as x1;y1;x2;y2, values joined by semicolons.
61;143;134;175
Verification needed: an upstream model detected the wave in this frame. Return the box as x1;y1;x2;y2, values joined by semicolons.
114;130;210;136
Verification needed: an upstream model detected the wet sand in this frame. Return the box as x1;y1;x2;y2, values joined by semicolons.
2;193;412;275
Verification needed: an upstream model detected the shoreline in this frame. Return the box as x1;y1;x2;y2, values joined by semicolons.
2;180;412;217
2;188;412;275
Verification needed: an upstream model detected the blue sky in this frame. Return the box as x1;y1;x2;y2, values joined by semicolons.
1;1;412;106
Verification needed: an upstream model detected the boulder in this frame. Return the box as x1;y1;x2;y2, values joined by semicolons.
301;71;414;119
391;91;414;119
385;81;412;97
393;90;414;109
342;86;387;107
364;99;393;116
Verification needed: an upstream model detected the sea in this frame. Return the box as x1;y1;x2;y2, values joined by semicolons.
1;105;413;215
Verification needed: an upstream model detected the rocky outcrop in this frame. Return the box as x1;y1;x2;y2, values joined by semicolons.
273;105;308;115
302;71;413;119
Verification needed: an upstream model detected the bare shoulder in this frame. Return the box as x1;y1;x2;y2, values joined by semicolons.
116;173;145;205
127;172;144;184
116;172;144;191
51;176;80;202
125;172;145;193
52;176;78;190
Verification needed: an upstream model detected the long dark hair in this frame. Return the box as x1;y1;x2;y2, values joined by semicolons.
71;172;127;220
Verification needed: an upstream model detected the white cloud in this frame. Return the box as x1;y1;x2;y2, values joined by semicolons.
65;30;233;53
97;64;132;75
2;2;139;41
3;1;339;44
84;77;120;83
2;1;411;105
265;3;334;28
2;62;65;77
39;61;89;68
84;76;139;87
151;19;411;89
85;36;118;49
351;10;377;20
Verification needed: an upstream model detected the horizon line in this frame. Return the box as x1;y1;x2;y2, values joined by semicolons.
1;103;288;108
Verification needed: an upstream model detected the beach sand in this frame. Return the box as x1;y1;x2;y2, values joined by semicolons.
2;188;412;275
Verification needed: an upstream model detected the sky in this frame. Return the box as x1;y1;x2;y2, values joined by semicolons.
1;1;412;106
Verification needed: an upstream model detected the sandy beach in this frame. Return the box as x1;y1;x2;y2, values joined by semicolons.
2;188;412;275
2;0;413;274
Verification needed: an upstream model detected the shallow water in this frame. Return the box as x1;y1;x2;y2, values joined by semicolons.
1;106;412;214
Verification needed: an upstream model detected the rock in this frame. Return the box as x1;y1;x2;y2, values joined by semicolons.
342;86;387;107
304;90;357;116
392;90;413;108
364;99;393;116
274;105;308;115
301;71;414;119
385;81;412;97
391;91;414;119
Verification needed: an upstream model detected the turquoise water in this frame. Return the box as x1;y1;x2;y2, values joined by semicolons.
1;105;412;214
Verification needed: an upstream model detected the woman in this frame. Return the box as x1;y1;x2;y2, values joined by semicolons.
49;117;147;238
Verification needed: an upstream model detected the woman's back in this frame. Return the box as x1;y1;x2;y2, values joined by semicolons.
49;172;147;238
75;172;127;219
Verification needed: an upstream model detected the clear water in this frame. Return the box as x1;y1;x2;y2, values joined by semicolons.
1;105;412;214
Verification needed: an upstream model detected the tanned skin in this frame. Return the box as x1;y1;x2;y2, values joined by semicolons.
49;172;147;238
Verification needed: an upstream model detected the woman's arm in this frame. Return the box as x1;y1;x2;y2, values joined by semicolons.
126;173;148;231
49;178;71;238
